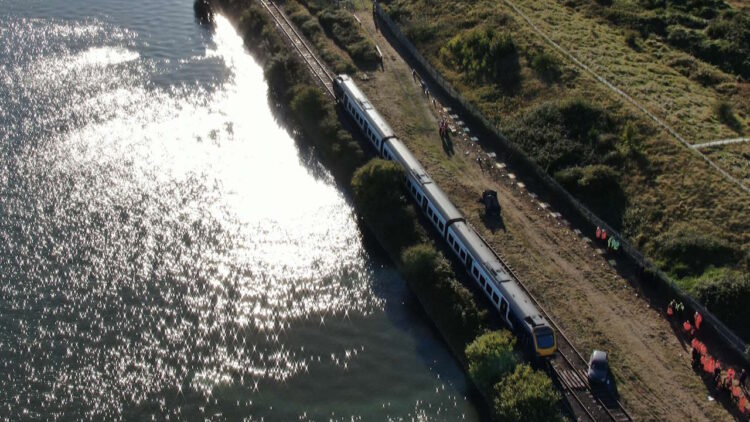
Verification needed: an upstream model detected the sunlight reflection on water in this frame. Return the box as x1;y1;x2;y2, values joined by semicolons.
0;9;479;421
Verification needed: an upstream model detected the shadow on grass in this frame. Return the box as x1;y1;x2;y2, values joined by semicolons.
478;210;505;233
441;133;454;156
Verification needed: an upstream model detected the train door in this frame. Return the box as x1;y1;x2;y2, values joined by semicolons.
500;298;510;326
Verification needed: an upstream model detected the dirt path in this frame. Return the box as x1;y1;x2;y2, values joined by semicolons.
349;4;734;421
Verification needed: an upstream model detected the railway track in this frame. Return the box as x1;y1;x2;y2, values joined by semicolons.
257;2;633;420
257;0;335;97
480;230;633;421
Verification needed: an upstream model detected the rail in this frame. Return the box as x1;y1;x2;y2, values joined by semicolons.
257;0;335;96
465;220;633;421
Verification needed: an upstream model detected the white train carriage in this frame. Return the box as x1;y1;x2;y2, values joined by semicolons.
382;138;464;237
333;73;557;358
333;74;394;155
448;221;556;356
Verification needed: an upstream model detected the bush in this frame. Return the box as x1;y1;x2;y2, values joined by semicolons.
693;269;750;341
401;244;486;349
466;331;518;392
620;121;642;154
655;226;743;277
506;99;615;172
530;51;561;82
625;30;640;49
441;26;520;88
555;164;627;226
493;364;562;422
714;101;743;134
351;160;417;250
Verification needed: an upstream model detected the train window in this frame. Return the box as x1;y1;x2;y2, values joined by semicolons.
500;298;508;317
492;292;499;304
485;283;491;294
427;208;433;217
460;250;466;260
432;215;438;224
439;221;444;231
472;267;479;277
447;234;453;244
479;275;486;286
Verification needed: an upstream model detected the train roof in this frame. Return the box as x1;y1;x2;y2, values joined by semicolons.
450;221;510;282
387;138;431;183
337;74;395;139
451;221;549;326
422;182;464;222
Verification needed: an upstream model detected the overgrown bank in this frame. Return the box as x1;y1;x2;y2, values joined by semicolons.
199;0;563;420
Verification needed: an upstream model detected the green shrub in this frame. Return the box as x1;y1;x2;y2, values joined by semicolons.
466;331;518;392
351;160;417;251
655;226;743;277
620;121;642;154
714;100;743;134
555;164;627;226
401;244;486;350
441;26;520;88
625;30;640;49
692;269;750;341
506;99;615;172
493;364;562;422
239;3;271;41
530;51;561;82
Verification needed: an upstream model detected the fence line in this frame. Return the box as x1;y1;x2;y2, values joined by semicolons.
373;2;749;363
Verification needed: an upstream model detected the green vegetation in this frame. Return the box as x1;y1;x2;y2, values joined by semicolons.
691;269;750;340
401;244;486;349
284;2;356;74
586;0;750;79
351;160;418;251
291;0;380;66
529;50;561;82
441;27;520;89
655;225;744;278
505;98;628;225
493;364;562;422
714;100;743;134
465;332;561;420
466;331;518;392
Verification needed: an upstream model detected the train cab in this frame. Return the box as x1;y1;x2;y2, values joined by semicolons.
532;323;557;357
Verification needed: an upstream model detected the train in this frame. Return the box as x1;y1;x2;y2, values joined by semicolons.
333;74;557;358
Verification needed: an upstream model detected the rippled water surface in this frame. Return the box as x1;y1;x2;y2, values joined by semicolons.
0;0;482;420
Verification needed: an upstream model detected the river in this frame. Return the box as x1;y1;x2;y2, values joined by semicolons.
0;0;482;420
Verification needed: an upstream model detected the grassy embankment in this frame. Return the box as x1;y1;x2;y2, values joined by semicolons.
201;0;562;419
382;0;750;341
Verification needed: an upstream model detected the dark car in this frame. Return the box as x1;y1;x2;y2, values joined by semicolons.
587;350;609;385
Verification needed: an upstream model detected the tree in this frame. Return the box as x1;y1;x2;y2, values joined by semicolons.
351;160;417;251
465;331;518;392
493;364;562;422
